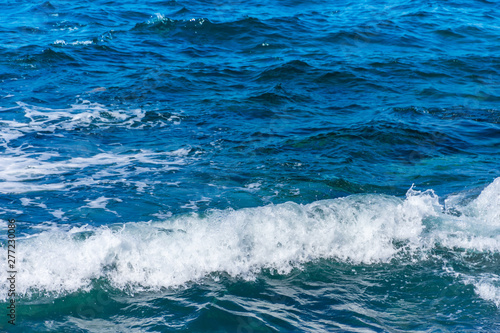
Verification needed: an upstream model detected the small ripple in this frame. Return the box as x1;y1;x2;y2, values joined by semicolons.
434;28;466;39
255;60;311;81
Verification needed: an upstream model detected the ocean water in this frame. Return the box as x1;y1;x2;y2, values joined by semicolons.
0;0;499;331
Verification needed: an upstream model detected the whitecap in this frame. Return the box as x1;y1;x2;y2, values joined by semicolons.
0;178;498;302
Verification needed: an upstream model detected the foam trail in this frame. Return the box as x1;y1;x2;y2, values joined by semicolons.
0;178;499;302
0;150;191;194
0;101;146;146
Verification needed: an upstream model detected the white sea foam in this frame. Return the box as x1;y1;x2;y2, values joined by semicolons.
429;178;500;253
0;102;188;193
22;101;146;132
0;181;66;194
20;197;47;209
50;208;67;220
0;178;498;301
0;101;157;146
459;273;500;308
465;177;500;226
474;280;500;308
71;40;93;45
0;149;191;194
83;197;123;215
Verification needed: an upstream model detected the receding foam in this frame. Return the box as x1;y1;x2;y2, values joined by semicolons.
0;101;188;194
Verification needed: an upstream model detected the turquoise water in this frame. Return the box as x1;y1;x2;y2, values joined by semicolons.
0;0;499;331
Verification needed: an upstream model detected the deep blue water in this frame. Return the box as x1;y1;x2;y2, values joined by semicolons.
1;0;500;332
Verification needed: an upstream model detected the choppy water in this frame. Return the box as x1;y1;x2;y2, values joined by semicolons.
1;0;500;332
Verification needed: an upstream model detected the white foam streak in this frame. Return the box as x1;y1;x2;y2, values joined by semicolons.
0;181;66;194
0;101;147;146
83;197;123;215
0;150;190;194
22;102;145;132
0;102;188;194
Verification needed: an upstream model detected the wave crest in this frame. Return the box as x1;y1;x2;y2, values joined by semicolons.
2;178;499;300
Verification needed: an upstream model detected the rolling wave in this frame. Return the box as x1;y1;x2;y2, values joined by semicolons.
1;178;498;307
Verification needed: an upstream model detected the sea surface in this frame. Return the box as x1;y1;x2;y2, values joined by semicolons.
0;0;499;332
